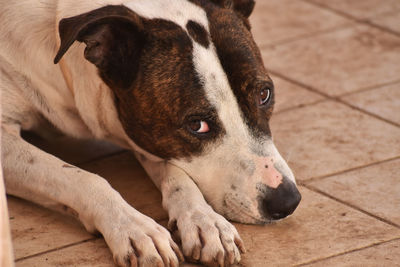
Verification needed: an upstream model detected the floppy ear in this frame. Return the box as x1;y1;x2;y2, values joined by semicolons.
54;5;145;89
211;0;255;18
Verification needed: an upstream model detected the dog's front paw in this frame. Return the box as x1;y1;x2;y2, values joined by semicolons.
99;207;183;267
169;205;245;267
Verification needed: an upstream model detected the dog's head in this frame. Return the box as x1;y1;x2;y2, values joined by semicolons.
55;0;301;224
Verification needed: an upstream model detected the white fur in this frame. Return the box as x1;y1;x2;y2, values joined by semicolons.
125;0;209;28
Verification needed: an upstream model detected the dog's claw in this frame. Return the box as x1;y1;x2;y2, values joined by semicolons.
192;243;201;261
171;240;184;263
217;250;224;266
234;236;246;254
221;237;236;265
129;253;138;267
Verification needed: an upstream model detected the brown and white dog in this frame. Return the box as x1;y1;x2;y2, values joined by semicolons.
0;0;301;266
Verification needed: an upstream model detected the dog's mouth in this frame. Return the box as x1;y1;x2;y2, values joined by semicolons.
222;195;272;224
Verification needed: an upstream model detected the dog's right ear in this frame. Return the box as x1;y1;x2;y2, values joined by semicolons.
54;5;145;89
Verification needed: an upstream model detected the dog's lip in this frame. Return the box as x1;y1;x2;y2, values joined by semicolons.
224;196;272;224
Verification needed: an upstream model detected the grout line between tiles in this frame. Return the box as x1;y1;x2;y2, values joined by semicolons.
274;99;328;115
337;79;400;98
340;99;400;127
302;183;400;229
259;23;353;50
372;8;400;19
294;237;400;266
299;156;400;184
268;70;400;128
268;70;341;99
14;237;99;262
302;0;400;38
275;78;400;117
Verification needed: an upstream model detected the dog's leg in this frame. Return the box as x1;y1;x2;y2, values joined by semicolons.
2;123;182;267
135;154;245;266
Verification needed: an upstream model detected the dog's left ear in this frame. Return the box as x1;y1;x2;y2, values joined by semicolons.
212;0;255;18
54;5;145;89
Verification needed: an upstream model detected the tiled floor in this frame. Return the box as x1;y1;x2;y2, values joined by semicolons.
6;0;400;266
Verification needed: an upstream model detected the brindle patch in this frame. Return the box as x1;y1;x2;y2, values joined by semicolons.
208;0;255;19
118;18;225;159
191;0;275;138
55;5;225;159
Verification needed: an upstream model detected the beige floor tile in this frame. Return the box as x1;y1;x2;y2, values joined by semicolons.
309;159;400;225
235;187;400;266
270;101;400;180
341;83;400;125
307;0;400;19
15;237;204;267
272;76;324;113
16;239;114;267
81;152;168;221
22;131;124;165
303;239;400;267
371;11;400;34
262;24;400;96
8;197;92;260
250;0;349;46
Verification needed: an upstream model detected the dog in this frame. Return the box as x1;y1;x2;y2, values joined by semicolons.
0;0;301;266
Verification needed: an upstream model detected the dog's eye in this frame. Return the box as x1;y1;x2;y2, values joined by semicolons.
259;88;271;105
188;120;209;134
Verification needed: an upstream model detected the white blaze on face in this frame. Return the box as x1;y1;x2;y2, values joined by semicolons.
125;0;296;222
125;0;209;29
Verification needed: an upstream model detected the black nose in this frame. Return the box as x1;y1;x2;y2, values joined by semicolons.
262;178;301;220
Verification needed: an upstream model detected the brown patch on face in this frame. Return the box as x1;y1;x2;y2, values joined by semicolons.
191;0;274;138
186;20;210;48
118;19;224;159
55;6;224;160
231;0;255;18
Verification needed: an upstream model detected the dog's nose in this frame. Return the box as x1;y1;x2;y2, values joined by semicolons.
264;178;301;220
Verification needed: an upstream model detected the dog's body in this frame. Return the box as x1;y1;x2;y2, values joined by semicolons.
1;0;301;266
